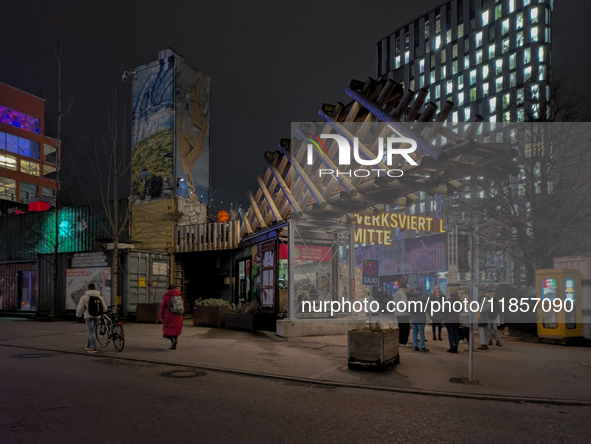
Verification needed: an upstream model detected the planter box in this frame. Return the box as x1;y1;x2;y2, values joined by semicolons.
225;313;256;331
136;303;161;324
348;329;399;371
192;306;230;328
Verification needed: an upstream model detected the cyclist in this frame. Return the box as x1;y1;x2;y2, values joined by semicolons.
76;283;108;353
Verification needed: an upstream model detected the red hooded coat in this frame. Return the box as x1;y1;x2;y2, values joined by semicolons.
160;289;184;337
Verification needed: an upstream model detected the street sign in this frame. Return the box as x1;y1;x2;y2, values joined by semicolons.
362;259;379;286
448;264;459;284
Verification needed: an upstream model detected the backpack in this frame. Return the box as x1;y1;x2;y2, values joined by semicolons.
88;296;104;317
169;295;184;314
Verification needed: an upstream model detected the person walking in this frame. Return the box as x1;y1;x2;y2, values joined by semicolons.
393;283;411;347
477;286;491;350
76;283;108;354
488;289;502;346
459;292;473;351
444;290;461;353
409;286;429;352
160;284;184;350
429;285;444;341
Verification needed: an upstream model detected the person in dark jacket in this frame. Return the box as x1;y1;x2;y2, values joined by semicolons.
159;285;184;350
409;287;429;352
429;285;444;341
444;291;461;353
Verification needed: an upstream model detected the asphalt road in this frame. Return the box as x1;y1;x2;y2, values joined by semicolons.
1;346;589;443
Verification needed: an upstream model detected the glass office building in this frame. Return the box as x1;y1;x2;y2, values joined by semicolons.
375;0;553;123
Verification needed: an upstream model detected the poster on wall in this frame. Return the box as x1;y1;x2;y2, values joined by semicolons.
175;60;211;203
66;268;112;310
131;56;175;201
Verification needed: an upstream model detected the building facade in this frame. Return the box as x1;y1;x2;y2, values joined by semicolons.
375;0;552;123
0;82;59;215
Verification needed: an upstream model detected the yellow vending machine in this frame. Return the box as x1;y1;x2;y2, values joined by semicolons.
536;269;583;342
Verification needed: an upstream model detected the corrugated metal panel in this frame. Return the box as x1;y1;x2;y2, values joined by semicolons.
0;201;129;261
37;253;68;316
0;262;36;311
123;251;170;315
356;233;447;275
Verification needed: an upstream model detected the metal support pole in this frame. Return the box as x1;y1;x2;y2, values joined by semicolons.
288;219;295;320
349;223;356;318
468;233;475;382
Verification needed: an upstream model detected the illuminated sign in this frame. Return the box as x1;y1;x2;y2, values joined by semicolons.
351;213;446;245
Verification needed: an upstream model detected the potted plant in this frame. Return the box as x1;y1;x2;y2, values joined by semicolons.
348;323;399;371
225;301;260;331
193;298;232;328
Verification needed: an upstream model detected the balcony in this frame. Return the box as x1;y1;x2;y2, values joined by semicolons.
175;220;241;252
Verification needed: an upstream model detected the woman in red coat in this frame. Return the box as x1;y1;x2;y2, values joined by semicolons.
159;285;184;349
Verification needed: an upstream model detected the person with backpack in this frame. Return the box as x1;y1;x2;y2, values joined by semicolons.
160;284;184;350
409;286;429;352
76;283;108;354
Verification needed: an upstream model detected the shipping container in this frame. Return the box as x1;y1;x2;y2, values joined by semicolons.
123;251;171;315
36;253;68;316
554;256;591;340
0;261;36;312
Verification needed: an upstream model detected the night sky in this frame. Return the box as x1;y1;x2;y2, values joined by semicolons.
1;0;589;210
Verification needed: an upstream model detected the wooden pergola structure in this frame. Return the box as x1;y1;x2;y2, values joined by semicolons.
240;78;518;237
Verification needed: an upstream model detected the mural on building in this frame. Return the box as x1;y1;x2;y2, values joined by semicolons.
175;60;210;203
131;56;175;200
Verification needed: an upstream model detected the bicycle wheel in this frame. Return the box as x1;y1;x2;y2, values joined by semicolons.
95;318;110;348
112;324;124;352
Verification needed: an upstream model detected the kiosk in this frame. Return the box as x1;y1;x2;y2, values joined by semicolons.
536;269;583;343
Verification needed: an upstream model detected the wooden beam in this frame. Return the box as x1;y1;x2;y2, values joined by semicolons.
267;164;303;217
239;207;253;235
279;146;327;209
246;191;267;229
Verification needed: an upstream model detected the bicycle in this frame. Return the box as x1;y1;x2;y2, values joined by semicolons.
95;307;125;352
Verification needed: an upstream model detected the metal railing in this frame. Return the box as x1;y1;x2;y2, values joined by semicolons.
175;220;241;252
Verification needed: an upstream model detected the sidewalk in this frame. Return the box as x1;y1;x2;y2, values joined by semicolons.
1;317;590;404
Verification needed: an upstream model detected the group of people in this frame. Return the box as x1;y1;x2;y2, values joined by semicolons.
76;283;184;352
392;283;502;353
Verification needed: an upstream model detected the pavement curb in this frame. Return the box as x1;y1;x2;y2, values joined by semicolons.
3;343;591;407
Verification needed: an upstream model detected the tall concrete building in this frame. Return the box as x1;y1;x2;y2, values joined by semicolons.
375;0;552;123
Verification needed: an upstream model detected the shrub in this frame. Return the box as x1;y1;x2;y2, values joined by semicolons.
194;298;231;308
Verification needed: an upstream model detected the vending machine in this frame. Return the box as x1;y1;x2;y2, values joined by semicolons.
536;269;583;341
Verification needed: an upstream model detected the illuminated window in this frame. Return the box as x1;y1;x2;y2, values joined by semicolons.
531;84;540;100
476;32;483;48
464;55;470;69
517;88;524;104
441;66;446;78
539;65;546;81
435;14;441;33
482;10;489;26
42;186;55;197
489;97;497;113
503;111;511;122
490;115;497;122
470;70;477;85
483;83;489;97
458;23;464;37
489;44;496;59
395;56;401;68
446;30;452;44
405;51;410;63
496;77;503;93
516;32;524;47
458;76;464;90
539;47;545;62
483;65;489;80
430;71;436;83
531;27;538;42
0;177;16;201
447;80;453;95
510;53;516;70
503;93;511;109
509;0;515;13
524;48;531;65
532;103;540;119
495;4;502;20
43;164;57;179
476;50;482;64
441;49;446;63
452;60;458;74
420;202;425;213
20;159;40;176
0;105;40;134
502;38;510;53
510;72;517;87
496;59;503;75
502;19;510;36
470;87;477;102
419;59;425;73
425;20;430;38
410;205;416;215
435;85;440;99
517;108;525;121
458;91;464;106
44;144;57;164
419;75;424;88
452;43;458;59
0;153;17;170
464;107;471;120
435;35;441;49
523;0;530;6
524;66;532;82
531;7;538;24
